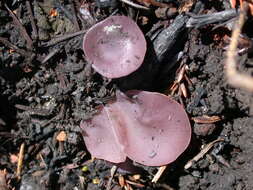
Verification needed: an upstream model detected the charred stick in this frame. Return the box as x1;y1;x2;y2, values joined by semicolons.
42;29;87;47
15;104;53;116
70;1;81;31
153;14;188;63
136;15;189;89
26;0;38;40
186;9;238;28
146;22;164;40
4;4;33;50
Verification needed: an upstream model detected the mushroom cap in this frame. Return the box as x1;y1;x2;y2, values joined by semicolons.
80;90;191;166
83;16;147;79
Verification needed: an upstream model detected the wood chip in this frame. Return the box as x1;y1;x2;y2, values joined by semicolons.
152;165;167;183
0;170;8;190
192;115;221;124
132;174;141;181
118;175;125;187
180;83;188;98
56;131;67;142
10;154;19;164
17;143;25;178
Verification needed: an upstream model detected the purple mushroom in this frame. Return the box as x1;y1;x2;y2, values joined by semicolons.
80;90;191;166
83;16;147;78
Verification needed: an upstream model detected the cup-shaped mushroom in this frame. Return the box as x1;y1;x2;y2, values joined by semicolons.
83;16;147;78
80;90;191;166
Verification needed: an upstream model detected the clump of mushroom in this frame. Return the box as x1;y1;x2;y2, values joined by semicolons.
80;90;191;166
81;15;191;167
83;16;147;79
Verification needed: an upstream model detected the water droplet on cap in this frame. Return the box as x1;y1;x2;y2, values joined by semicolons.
97;138;103;143
148;150;157;158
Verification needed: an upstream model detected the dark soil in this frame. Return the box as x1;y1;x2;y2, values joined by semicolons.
0;0;253;190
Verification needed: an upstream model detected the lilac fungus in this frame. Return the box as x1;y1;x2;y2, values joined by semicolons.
80;90;191;166
83;16;147;78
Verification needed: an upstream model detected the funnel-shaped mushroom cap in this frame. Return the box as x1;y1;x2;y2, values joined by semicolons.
83;16;147;79
80;90;191;166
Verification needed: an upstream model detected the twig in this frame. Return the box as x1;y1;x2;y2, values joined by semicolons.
119;0;150;10
226;2;253;92
152;165;167;183
106;165;117;190
39;153;47;168
26;0;38;40
41;46;63;64
0;37;31;57
186;9;238;28
17;143;25;179
42;29;87;47
125;179;145;188
15;104;52;116
70;1;81;31
4;4;33;50
184;138;224;170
